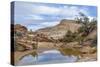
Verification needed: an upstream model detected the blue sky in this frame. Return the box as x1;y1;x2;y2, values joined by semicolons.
14;1;97;31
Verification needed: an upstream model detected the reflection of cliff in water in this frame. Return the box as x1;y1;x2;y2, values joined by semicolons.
15;49;79;66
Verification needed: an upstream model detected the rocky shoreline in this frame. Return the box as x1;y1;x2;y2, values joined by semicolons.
14;41;97;64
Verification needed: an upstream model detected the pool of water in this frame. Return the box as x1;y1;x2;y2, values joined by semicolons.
16;50;78;65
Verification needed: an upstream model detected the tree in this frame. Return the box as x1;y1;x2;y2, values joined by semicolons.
63;30;78;43
75;12;89;25
75;17;82;24
76;12;93;36
90;18;97;29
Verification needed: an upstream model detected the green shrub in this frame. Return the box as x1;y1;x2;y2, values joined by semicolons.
91;36;97;47
63;31;78;43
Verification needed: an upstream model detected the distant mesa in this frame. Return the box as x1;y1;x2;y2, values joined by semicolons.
36;19;82;39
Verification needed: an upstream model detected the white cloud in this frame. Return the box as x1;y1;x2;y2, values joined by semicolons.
30;15;44;20
26;5;93;31
32;5;90;19
27;21;59;31
62;6;79;16
32;5;60;15
79;8;89;16
41;21;59;26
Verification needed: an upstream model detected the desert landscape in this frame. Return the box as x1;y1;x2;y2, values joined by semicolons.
12;12;97;65
11;1;97;66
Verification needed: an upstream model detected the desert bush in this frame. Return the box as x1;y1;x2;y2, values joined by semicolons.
32;43;38;49
15;31;23;37
63;30;78;43
91;36;97;47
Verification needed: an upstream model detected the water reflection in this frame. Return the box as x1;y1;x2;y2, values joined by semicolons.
16;49;78;65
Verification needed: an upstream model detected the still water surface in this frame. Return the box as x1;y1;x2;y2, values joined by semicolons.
16;49;78;65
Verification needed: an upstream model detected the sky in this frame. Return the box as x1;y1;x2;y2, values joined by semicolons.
14;1;97;31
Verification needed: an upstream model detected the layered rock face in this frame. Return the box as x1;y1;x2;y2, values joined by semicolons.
36;19;82;39
14;24;27;34
13;19;97;51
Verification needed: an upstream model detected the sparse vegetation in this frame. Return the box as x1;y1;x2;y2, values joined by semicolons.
62;30;78;43
59;48;81;56
13;12;97;63
59;12;97;47
91;36;97;47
